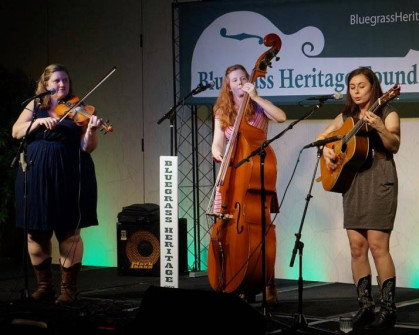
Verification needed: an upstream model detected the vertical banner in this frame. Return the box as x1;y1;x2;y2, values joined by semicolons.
159;156;179;288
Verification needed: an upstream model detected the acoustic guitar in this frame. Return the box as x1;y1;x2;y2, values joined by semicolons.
319;84;401;193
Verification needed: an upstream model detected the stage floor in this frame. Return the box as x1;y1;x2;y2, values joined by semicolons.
1;264;419;334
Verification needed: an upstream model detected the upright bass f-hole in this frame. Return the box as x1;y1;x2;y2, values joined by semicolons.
207;33;282;295
235;202;242;234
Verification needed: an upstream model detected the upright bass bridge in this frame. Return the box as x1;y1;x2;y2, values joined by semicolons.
207;212;233;220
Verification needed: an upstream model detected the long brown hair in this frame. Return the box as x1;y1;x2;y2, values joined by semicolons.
343;67;383;118
213;64;255;130
36;64;73;109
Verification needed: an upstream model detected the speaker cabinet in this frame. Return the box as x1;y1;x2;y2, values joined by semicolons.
117;218;187;276
135;285;266;334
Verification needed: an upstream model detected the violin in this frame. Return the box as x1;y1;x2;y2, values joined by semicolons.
54;96;113;134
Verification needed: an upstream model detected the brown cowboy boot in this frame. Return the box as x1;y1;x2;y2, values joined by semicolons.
352;274;375;329
266;278;278;306
55;262;81;305
31;257;55;301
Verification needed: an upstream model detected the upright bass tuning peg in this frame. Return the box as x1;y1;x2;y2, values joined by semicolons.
268;57;281;68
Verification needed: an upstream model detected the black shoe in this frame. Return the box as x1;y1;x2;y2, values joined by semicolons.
365;308;397;330
238;292;255;303
353;306;375;329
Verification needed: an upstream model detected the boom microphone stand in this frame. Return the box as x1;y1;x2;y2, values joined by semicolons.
289;137;342;334
157;82;214;155
236;146;272;314
236;140;292;334
289;146;321;330
157;82;214;274
235;106;319;331
10;102;39;301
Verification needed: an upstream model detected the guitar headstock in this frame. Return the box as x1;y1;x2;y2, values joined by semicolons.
381;84;401;105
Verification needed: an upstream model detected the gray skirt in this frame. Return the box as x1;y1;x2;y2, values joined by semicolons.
343;153;398;230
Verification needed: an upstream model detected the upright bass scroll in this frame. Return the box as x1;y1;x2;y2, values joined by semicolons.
206;33;282;296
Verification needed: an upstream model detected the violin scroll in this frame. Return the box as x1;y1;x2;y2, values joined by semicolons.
98;118;113;134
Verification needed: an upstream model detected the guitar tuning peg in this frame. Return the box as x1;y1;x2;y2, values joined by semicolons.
275;57;280;61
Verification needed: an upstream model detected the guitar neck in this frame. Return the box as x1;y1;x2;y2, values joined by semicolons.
345;97;383;143
343;117;365;147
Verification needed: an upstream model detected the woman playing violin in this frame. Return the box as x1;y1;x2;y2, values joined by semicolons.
12;64;102;304
211;64;287;304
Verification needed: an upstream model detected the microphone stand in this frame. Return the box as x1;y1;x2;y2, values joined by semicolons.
157;84;204;156
234;104;320;330
235;140;290;334
288;147;320;330
288;145;333;334
288;135;340;335
156;84;207;275
10;102;39;301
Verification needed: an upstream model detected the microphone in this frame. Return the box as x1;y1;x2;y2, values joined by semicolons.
306;93;343;101
303;135;343;149
36;88;57;98
192;81;215;95
21;88;57;106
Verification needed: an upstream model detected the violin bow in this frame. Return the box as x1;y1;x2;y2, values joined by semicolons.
58;66;117;124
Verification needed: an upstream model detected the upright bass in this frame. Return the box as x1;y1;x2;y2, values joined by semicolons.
206;33;282;296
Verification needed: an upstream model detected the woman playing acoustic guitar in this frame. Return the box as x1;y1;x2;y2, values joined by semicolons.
316;67;400;330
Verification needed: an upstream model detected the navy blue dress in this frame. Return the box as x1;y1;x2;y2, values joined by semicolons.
15;107;99;232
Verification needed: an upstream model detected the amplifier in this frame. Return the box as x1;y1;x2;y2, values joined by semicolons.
117;215;187;276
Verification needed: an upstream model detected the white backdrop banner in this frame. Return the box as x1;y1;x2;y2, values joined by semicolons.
178;0;419;105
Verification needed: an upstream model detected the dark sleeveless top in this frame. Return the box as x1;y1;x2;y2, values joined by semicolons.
342;106;398;230
14;106;98;231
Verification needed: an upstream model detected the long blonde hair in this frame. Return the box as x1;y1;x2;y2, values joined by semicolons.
36;64;72;109
213;64;255;130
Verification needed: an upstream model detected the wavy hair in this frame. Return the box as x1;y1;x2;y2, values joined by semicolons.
36;64;73;109
213;64;255;130
343;67;383;118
